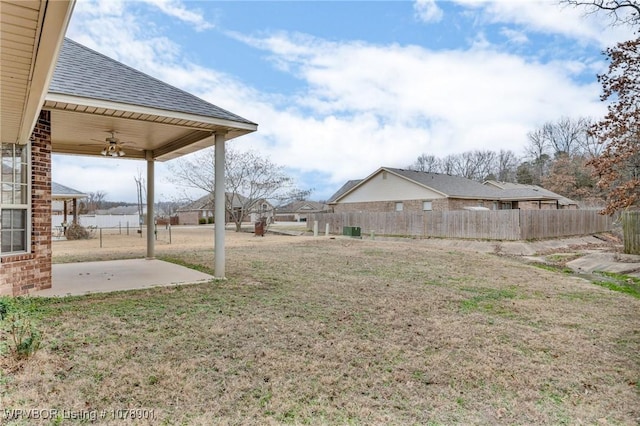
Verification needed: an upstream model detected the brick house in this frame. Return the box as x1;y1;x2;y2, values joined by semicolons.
483;180;579;210
275;200;330;222
177;193;275;225
328;167;575;213
1;1;257;295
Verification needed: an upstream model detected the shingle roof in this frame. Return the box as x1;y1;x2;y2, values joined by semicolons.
386;168;502;199
178;193;251;211
52;182;87;198
327;180;362;203
484;180;576;204
49;38;256;125
277;200;328;213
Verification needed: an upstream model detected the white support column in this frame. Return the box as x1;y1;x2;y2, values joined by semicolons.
146;150;155;260
214;132;227;278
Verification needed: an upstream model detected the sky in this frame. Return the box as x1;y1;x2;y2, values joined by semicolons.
52;0;635;203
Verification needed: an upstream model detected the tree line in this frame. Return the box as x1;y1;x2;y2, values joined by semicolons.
406;116;604;207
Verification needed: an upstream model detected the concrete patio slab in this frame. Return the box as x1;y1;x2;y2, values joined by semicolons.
36;259;214;297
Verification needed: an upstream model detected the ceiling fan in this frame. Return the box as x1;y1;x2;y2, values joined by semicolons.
95;131;127;157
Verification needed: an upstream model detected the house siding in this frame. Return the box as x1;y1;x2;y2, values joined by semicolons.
1;111;52;296
339;170;444;203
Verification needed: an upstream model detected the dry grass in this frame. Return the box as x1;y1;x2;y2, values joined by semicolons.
1;227;639;425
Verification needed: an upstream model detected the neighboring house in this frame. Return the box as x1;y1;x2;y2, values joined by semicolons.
51;182;87;220
1;1;257;295
275;200;330;222
51;182;87;235
483;180;579;210
328;167;577;213
177;193;274;225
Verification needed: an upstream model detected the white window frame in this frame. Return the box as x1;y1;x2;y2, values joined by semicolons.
395;202;403;212
1;142;31;256
422;200;433;211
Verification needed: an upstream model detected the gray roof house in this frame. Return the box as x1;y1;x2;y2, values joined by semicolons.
275;200;330;222
51;182;87;224
52;181;87;200
1;0;256;295
329;167;576;213
177;193;274;225
484;180;578;209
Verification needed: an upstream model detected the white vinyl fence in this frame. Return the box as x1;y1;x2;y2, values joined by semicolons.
52;214;142;229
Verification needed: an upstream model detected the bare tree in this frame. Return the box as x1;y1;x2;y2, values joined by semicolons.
561;1;640;28
525;127;551;183
166;149;216;194
134;170;146;231
81;190;107;213
494;150;519;182
543;116;587;155
167;147;308;232
576;117;606;157
408;150;514;182
440;154;456;175
407;154;441;172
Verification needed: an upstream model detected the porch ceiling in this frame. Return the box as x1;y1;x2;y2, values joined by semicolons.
44;97;256;162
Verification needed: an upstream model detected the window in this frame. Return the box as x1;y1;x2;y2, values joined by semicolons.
1;143;29;255
422;201;433;211
395;202;403;212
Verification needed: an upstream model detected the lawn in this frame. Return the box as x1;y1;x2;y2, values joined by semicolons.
1;231;639;425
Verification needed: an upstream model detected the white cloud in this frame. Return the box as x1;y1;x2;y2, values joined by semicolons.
141;0;214;31
58;1;611;201
500;27;529;44
453;0;634;48
219;31;605;189
414;0;444;23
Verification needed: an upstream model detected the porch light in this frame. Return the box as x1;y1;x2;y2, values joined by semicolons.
101;143;125;157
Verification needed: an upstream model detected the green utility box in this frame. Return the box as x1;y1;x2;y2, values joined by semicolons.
342;226;361;237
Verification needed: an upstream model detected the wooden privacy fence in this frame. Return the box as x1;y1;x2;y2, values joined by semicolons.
622;211;640;254
308;210;613;240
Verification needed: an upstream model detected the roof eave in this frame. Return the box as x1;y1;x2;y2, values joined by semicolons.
44;93;258;132
52;193;88;199
18;0;76;144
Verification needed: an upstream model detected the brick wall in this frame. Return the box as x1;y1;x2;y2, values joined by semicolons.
332;198;496;213
178;211;201;225
517;200;559;210
0;111;52;296
332;197;563;214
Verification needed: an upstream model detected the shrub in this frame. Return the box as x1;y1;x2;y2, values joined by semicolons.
65;223;90;240
0;298;41;360
0;296;13;320
6;312;41;359
207;216;214;224
199;218;207;225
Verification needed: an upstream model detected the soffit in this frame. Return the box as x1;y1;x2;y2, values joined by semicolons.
0;0;74;144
